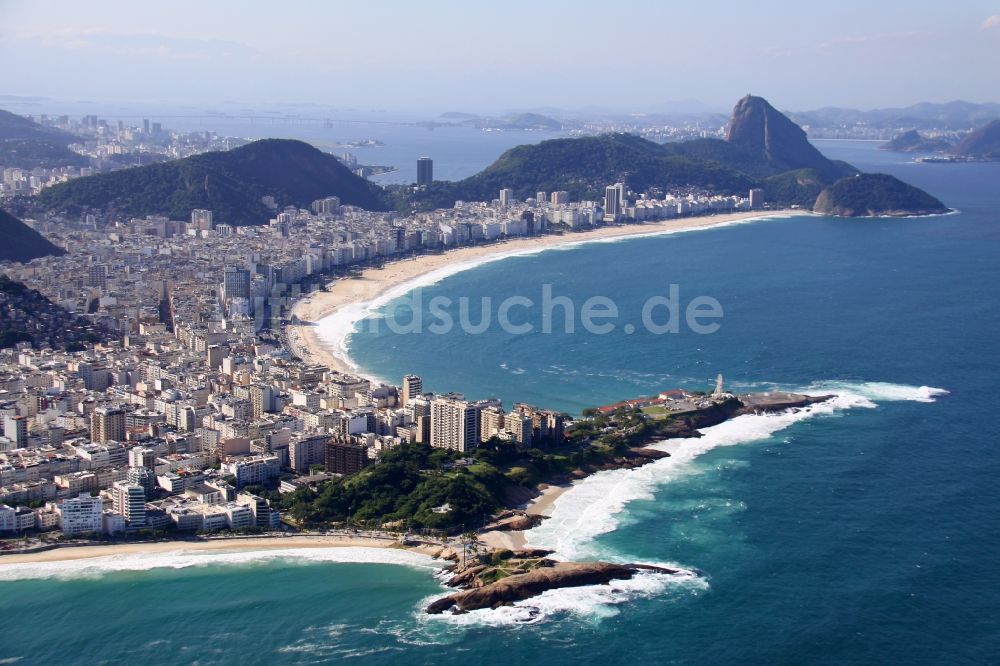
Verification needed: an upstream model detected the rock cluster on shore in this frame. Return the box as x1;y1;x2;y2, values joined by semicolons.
426;549;684;614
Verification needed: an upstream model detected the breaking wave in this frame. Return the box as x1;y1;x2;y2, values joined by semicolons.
0;547;437;582
524;381;948;561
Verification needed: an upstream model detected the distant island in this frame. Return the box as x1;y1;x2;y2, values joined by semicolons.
813;174;948;217
881;129;955;153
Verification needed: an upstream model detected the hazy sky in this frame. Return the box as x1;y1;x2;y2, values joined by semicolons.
1;0;999;113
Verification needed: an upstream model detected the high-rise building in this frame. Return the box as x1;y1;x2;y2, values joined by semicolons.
401;375;423;406
536;191;548;205
220;455;281;488
87;264;107;289
191;209;214;230
127;466;157;498
550;191;569;205
505;414;533;448
91;406;125;444
128;446;156;468
312;196;341;215
289;434;330;473
499;188;514;207
58;494;104;535
112;481;147;529
406;395;432;443
417;157;433;186
324;439;372;475
430;396;481;453
249;384;275;419
3;415;28;448
603;183;626;222
142;118;150;134
223;266;251;301
749;188;764;209
479;406;505;443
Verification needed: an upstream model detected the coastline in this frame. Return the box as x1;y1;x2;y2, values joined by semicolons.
480;483;574;551
0;533;442;566
286;209;796;379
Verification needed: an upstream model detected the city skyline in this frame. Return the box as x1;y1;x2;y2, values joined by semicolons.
1;0;999;112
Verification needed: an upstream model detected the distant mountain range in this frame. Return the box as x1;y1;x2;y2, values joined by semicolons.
0;109;88;169
433;112;568;131
0;208;65;263
790;100;1000;132
36;139;392;225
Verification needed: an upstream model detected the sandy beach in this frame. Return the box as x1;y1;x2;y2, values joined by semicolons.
0;533;419;565
286;209;794;377
480;482;575;550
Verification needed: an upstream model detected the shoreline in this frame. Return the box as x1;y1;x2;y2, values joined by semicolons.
480;482;575;551
0;533;448;566
286;209;797;379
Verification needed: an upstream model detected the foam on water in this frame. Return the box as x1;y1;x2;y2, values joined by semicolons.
0;546;437;582
418;381;947;627
803;380;950;403
424;568;706;627
524;382;948;561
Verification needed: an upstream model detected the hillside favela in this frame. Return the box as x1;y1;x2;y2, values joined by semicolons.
1;2;998;664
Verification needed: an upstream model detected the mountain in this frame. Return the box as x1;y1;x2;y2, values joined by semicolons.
0;274;109;350
950;120;1000;159
0;108;88;169
881;129;954;153
726;95;856;180
0;208;65;263
791;101;1000;132
813;174;949;217
410;133;759;209
494;113;564;130
0;109;77;143
411;95;866;211
36;139;392;224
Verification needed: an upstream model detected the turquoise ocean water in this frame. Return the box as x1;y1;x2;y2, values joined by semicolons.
2;141;998;664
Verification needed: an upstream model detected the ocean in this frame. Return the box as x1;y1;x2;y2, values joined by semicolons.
2;140;999;664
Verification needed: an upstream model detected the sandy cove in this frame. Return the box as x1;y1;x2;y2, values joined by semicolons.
286;209;794;376
0;534;453;565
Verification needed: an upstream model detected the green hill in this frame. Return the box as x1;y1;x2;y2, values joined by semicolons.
950;119;1000;159
37;139;392;225
0;208;65;263
409;95;872;211
0;109;88;169
0;274;109;350
813;174;949;217
410;133;759;209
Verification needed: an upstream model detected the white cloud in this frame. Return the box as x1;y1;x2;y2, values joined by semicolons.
982;15;1000;30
